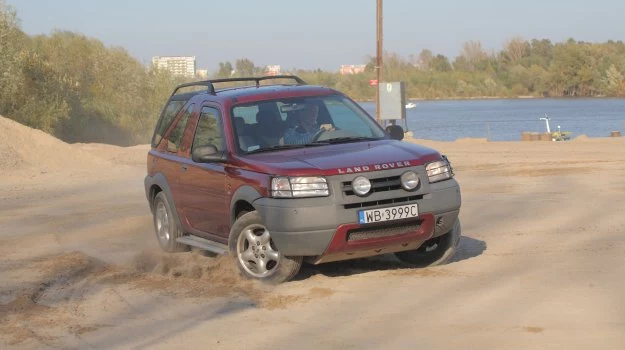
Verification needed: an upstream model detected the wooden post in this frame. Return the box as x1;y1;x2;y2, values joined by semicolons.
375;0;383;124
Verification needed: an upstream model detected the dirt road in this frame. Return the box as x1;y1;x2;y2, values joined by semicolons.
1;121;624;349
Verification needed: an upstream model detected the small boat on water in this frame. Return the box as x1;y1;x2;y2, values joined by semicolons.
405;102;417;109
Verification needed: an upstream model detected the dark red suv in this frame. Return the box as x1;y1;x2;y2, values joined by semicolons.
145;76;462;283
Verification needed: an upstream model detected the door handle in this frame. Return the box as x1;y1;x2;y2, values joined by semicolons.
181;165;188;171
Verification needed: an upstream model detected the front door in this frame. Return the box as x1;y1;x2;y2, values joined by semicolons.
177;105;230;239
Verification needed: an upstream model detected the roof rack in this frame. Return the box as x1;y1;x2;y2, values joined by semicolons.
170;75;307;96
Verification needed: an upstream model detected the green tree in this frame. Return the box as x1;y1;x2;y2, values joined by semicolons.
235;58;255;77
216;61;233;78
527;39;554;68
550;42;599;96
417;49;433;70
503;37;530;65
430;54;452;72
11;49;70;133
0;1;25;115
457;41;488;71
602;64;624;95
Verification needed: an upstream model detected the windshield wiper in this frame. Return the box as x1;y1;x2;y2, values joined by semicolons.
312;136;382;145
246;143;324;154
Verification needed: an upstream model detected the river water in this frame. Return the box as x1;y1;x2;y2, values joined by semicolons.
358;98;625;141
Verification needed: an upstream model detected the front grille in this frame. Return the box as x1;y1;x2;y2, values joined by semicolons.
347;220;421;242
344;195;423;210
342;176;401;196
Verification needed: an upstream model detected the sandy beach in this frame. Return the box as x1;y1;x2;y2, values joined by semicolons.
1;115;624;349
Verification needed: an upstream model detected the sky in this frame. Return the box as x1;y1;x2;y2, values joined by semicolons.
6;0;625;72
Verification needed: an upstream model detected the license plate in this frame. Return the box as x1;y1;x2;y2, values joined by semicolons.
358;204;419;224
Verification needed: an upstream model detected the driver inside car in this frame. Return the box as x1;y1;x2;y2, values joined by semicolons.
282;103;335;145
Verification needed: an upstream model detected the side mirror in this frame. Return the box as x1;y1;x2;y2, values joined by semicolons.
192;145;225;163
386;125;405;141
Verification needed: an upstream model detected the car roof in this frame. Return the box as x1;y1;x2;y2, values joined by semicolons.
215;84;337;103
170;76;339;105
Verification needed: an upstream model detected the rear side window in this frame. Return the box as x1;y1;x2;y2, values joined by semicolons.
165;104;194;152
152;100;187;147
192;107;224;152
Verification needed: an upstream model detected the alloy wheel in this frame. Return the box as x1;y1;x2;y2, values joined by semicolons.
236;224;281;278
155;201;171;246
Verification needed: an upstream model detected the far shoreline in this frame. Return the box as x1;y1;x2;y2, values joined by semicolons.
356;95;625;103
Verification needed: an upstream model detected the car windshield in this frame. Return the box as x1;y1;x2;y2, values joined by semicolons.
231;95;386;153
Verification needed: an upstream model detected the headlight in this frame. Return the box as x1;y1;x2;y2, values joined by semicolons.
351;176;371;196
426;158;453;183
271;176;329;198
400;171;420;190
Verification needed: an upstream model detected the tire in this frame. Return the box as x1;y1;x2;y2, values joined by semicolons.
152;192;188;253
228;211;302;284
394;219;462;267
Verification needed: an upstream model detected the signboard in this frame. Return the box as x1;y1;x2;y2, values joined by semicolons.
369;79;379;86
378;81;406;121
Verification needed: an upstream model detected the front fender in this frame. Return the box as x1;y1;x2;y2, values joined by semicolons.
229;185;263;226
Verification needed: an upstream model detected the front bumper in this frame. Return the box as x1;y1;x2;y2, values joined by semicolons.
254;174;461;260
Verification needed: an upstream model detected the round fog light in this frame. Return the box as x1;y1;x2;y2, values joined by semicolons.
351;176;371;196
401;171;420;191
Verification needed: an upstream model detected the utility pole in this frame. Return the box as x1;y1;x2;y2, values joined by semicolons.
375;0;383;123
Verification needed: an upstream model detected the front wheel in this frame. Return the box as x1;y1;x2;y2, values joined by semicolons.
394;219;461;267
228;211;302;284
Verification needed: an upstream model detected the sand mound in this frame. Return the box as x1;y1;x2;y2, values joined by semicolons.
74;143;150;167
0;116;110;173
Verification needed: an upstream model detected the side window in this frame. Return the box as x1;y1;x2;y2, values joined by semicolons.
192;106;224;154
152;100;186;147
326;101;373;136
166;104;194;152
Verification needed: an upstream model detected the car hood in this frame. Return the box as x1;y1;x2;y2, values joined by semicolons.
236;140;442;176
